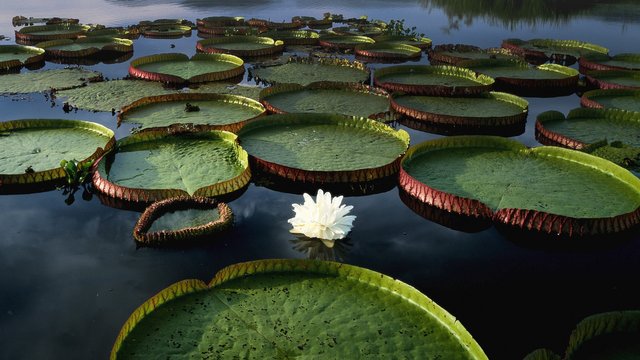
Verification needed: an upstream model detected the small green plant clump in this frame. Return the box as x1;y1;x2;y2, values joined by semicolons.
386;18;425;39
584;140;640;170
59;159;94;205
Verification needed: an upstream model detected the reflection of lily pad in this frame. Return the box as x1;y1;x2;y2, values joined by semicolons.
399;136;640;237
501;38;608;64
196;36;284;57
129;53;244;85
579;53;640;73
0;68;102;94
391;91;528;136
0;45;45;70
36;37;133;58
373;65;494;96
237;113;409;183
581;89;640;112
93;130;250;203
111;259;488;360
0;119;114;190
250;57;369;85
15;24;90;43
259;81;389;119
133;196;233;247
586;70;640;90
318;35;375;50
459;59;578;96
119;93;265;132
354;42;422;60
428;44;518;66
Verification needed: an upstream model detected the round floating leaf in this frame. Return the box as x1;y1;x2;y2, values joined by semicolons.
354;42;422;61
585;70;640;90
110;259;488;360
259;81;390;119
371;35;432;50
36;37;133;58
197;16;245;28
260;30;320;46
399;136;640;237
579;53;640;73
250;57;370;86
92;129;250;203
501;38;608;64
0;45;45;70
197;25;252;36
0;119;114;190
133;196;233;247
196;36;284;57
318;35;375;50
333;25;384;37
237;113;409;183
129;53;245;85
459;58;579;96
564;311;640;360
391;91;528;136
373;65;494;96
0;68;102;94
428;44;519;66
15;24;90;43
142;25;192;38
119;93;265;132
581;89;640;112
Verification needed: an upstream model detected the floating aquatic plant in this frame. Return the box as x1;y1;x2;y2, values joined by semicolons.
288;189;356;243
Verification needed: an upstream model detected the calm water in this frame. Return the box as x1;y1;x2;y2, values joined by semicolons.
1;1;640;359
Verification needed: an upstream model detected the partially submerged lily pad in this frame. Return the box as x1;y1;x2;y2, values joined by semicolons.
318;35;375;50
581;89;640;112
129;53;244;85
0;68;102;94
250;57;370;85
399;136;640;237
133;196;233;247
0;119;114;191
237;113;409;183
196;36;284;57
259;81;390;119
373;65;494;96
110;259;488;360
0;45;45;70
118;93;265;132
93;129;250;203
36;37;133;58
459;58;579;96
391;91;528;136
15;24;90;43
585;70;640;90
579;53;640;73
501;38;608;65
354;42;422;61
428;44;519;66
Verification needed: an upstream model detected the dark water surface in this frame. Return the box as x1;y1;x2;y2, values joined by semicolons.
1;1;640;359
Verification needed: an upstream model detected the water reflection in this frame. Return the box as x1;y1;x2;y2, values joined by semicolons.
291;235;353;261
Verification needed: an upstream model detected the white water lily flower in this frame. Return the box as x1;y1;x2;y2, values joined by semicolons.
288;189;356;244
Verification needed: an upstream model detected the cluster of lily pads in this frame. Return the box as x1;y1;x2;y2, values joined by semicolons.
2;12;640;360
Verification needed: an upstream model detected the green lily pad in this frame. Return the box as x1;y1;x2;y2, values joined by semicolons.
36;37;133;57
318;35;375;50
579;53;640;73
581;89;640;112
129;53;244;85
237;113;409;183
391;91;527;135
260;30;320;45
0;68;102;94
142;25;192;38
564;311;640;360
586;70;640;90
333;25;384;37
119;93;265;132
371;35;432;50
93;130;250;202
523;349;562;360
259;82;389;118
196;36;284;57
110;259;487;360
250;57;370;86
15;24;90;43
355;42;422;60
399;136;640;237
0;45;45;70
197;16;245;28
0;119;114;189
428;44;519;66
501;38;608;63
373;65;494;96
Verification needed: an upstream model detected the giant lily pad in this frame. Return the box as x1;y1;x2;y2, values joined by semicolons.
259;81;390;119
354;42;422;61
581;89;640;112
427;44;519;66
15;24;90;43
250;57;370;86
118;93;265;132
93;129;250;203
129;53;244;85
237;113;409;183
196;36;284;57
260;30;320;46
399;136;640;237
371;35;432;50
318;35;375;50
0;119;114;191
0;68;102;94
564;311;640;359
36;37;133;58
585;70;640;90
110;259;488;360
197;16;245;28
391;91;528;136
142;25;192;38
373;65;494;96
333;25;385;37
579;53;640;73
133;196;233;247
501;38;608;65
459;59;579;96
0;45;45;71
